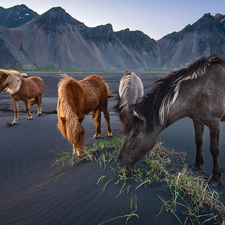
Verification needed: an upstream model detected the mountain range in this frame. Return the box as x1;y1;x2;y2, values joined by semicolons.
0;4;224;71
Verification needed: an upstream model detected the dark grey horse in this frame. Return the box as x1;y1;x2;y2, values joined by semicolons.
117;55;225;185
114;70;144;130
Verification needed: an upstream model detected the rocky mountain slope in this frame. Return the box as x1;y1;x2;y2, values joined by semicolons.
0;6;159;70
0;5;225;71
158;13;225;69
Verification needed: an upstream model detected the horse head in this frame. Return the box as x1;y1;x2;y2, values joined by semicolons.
117;110;154;169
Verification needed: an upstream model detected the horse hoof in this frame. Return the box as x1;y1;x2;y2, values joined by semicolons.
192;164;201;171
37;113;42;116
93;134;101;139
108;132;113;137
209;178;220;186
28;117;32;120
7;122;15;126
93;129;103;139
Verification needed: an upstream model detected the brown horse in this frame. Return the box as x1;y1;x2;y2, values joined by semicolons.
57;74;116;157
117;55;225;185
0;69;45;125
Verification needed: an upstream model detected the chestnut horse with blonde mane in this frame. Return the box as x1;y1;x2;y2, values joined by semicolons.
0;69;45;125
57;74;116;157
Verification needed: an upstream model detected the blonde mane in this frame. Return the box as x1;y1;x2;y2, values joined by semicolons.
2;70;22;95
57;73;114;157
57;74;82;142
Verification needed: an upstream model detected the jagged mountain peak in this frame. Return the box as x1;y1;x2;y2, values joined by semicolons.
1;6;225;71
45;6;66;14
32;7;83;35
161;13;224;40
38;6;82;25
34;6;83;33
0;4;38;28
158;12;225;70
215;13;225;22
115;28;158;52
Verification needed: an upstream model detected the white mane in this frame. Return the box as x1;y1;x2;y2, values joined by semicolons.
159;68;207;125
119;71;133;113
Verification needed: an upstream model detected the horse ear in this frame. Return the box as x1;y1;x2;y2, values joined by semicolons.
133;110;146;123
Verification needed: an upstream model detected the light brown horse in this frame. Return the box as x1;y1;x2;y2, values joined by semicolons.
57;74;116;157
0;69;45;125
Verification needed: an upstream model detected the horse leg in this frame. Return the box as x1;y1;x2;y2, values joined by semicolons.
209;121;221;185
12;98;19;124
192;119;204;170
101;105;113;137
24;99;32;119
37;93;43;115
92;107;103;138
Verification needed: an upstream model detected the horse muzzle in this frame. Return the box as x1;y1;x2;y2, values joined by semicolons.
117;157;134;170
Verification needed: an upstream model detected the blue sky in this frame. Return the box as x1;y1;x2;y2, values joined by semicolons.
1;0;225;40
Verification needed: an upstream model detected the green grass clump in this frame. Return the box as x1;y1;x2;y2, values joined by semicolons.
53;137;225;225
158;166;225;224
51;146;94;167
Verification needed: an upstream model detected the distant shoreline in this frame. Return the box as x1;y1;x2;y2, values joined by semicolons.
2;68;169;74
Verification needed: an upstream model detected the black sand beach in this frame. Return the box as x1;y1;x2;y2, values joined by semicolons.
0;72;225;225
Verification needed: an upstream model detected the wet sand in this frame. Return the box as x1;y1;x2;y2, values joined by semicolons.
0;72;224;225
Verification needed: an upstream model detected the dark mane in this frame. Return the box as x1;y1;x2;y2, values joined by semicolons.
124;54;225;136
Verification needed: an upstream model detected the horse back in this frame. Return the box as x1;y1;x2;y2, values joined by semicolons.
58;74;111;117
12;76;44;99
80;75;109;107
172;63;225;123
26;76;44;91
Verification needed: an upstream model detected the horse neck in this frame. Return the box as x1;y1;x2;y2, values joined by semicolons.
156;98;188;135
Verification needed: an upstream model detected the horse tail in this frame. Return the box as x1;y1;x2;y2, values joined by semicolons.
57;74;85;144
108;91;117;98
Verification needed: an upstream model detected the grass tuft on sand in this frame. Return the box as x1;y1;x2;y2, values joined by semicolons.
53;137;225;225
